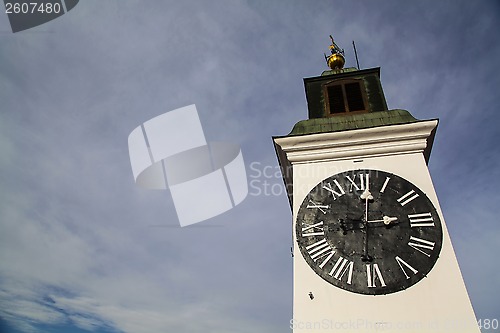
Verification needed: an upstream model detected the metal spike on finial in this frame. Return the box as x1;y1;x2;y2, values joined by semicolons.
325;35;345;70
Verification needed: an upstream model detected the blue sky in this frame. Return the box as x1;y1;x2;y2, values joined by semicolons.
0;1;499;332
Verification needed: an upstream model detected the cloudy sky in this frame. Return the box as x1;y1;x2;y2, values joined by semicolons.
1;1;499;332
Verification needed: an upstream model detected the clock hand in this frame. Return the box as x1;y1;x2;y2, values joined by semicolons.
360;189;372;225
361;191;373;262
360;188;373;201
367;216;398;225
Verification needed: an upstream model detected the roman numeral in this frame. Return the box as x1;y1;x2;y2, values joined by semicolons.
345;173;369;192
408;236;435;257
380;177;390;193
366;263;386;288
318;251;335;269
306;200;329;214
397;190;419;206
301;221;325;237
322;180;345;200
305;239;333;262
305;239;335;269
329;257;354;284
408;212;434;227
395;256;418;279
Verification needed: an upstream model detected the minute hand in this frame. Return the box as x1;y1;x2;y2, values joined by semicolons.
367;216;398;225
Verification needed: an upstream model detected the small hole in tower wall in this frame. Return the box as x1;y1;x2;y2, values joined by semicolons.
353;159;364;163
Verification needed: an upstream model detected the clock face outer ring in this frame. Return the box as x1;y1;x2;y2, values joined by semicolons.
295;169;443;295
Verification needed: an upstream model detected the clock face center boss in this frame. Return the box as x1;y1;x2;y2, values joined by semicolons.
296;169;443;295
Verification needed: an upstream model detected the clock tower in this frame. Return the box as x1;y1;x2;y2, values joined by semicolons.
273;37;480;332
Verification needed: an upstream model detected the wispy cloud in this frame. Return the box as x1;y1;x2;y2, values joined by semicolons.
1;1;499;332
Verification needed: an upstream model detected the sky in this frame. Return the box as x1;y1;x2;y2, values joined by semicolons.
0;1;499;332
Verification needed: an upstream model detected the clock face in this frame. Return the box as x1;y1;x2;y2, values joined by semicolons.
296;169;443;295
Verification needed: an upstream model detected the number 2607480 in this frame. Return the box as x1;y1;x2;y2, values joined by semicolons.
5;2;62;14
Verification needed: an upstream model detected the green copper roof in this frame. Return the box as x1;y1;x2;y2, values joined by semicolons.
288;109;419;136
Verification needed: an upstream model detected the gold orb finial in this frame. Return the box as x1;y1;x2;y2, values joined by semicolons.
325;35;345;70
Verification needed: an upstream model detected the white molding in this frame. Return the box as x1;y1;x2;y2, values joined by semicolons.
274;120;437;164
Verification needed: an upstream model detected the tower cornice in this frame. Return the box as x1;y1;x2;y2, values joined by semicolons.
274;119;437;164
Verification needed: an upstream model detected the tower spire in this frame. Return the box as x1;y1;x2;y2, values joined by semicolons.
324;35;345;70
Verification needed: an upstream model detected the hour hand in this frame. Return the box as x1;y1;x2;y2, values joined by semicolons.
367;216;398;225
